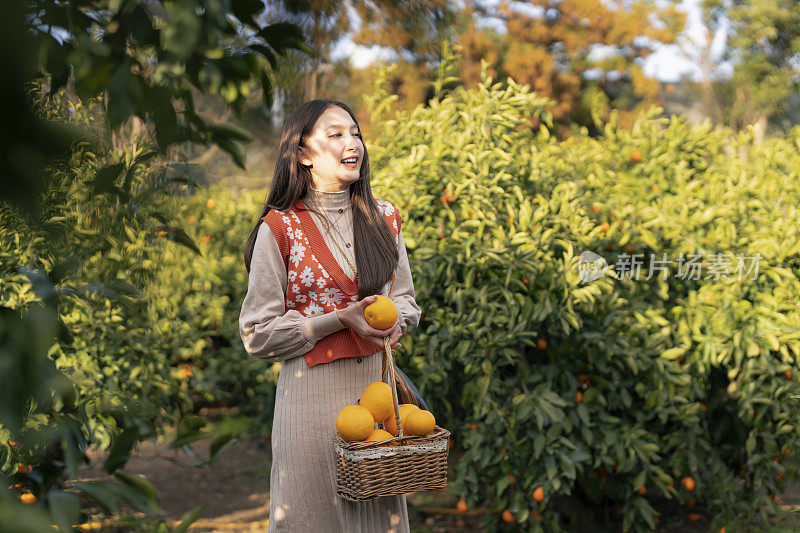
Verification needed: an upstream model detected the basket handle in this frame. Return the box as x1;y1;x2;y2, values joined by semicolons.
381;337;404;440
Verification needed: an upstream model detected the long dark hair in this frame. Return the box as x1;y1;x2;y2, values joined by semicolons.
243;99;398;300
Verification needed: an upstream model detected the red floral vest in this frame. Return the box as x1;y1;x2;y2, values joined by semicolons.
262;198;402;368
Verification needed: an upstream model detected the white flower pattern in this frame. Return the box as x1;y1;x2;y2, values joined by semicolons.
319;287;344;306
289;242;306;266
279;201;398;320
300;266;314;286
304;302;323;317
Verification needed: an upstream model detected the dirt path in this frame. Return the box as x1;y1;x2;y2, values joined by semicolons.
75;420;480;532
75;419;800;532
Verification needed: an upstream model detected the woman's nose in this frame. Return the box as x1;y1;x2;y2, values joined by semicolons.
345;134;360;150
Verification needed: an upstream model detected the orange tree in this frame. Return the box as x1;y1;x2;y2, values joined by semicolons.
0;0;307;529
366;60;800;531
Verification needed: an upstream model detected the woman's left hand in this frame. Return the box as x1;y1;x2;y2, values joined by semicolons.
364;320;403;349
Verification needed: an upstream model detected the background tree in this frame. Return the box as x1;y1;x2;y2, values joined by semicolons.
700;0;800;144
456;0;688;136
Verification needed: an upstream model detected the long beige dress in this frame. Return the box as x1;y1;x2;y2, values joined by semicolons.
239;187;421;532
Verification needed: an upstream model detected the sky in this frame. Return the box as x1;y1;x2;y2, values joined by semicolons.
331;0;733;84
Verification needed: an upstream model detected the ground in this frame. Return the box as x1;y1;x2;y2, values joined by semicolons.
75;414;800;532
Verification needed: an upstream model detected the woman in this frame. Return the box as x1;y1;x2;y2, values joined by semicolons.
239;98;421;532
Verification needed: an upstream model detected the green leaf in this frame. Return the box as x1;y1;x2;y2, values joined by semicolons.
104;427;139;475
209;123;253;142
172;504;206;533
47;490;82;530
71;481;120;514
258;22;313;56
216;137;246;169
93;163;125;195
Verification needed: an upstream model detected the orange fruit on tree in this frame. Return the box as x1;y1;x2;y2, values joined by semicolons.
457;497;468;513
359;381;395;422
536;338;547;350
177;364;193;379
501;509;515;523
531;510;543;522
576;390;583;403
363;295;398;330
187;215;196;224
532;486;545;502
201;235;211;244
784;369;792;379
681;476;696;491
336;405;374;442
384;403;420;436
365;428;394;446
8;440;17;446
16;463;30;474
206;198;216;209
637;486;646;495
630;149;643;162
404;409;436;436
20;493;36;504
440;188;455;205
687;512;699;522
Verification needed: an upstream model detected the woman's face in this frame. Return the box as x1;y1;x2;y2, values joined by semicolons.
299;105;364;192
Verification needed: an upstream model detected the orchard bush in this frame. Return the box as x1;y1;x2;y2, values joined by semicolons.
367;64;800;531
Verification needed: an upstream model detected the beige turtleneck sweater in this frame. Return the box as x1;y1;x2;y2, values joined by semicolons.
239;187;421;362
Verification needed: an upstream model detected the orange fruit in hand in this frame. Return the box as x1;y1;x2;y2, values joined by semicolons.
501;509;515;523
404;409;436;436
532;486;544;502
360;381;395;422
681;476;696;491
363;295;398;330
384;404;420;436
336;405;374;442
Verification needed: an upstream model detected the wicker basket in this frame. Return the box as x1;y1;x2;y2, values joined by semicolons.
334;338;450;502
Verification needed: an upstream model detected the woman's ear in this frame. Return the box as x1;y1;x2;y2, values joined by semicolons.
298;146;312;168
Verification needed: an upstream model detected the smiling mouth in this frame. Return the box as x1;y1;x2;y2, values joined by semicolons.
341;156;358;165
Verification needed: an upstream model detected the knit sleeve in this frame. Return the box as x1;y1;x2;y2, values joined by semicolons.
390;223;421;333
239;221;343;362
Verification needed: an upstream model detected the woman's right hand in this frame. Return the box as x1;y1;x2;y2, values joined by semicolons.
336;295;399;348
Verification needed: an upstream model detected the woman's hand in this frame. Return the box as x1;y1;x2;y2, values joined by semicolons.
336;295;403;349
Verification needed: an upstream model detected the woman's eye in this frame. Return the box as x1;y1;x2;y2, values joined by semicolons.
330;133;342;138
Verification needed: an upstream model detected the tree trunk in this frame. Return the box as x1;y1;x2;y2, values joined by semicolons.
752;114;767;146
